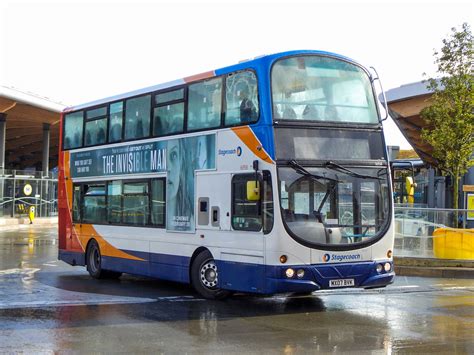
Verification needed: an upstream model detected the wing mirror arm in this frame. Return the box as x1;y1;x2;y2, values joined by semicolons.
370;66;389;122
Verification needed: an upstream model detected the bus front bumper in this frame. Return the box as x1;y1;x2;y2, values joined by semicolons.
265;260;395;294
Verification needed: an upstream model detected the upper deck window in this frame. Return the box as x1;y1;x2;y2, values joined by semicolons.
85;106;107;146
109;102;123;143
124;95;151;140
224;70;259;126
187;78;222;131
154;88;185;136
64;111;84;149
272;56;378;124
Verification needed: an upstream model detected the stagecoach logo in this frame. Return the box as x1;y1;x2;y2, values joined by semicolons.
323;253;362;262
218;146;242;157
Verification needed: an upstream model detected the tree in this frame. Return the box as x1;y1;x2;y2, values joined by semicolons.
420;23;474;211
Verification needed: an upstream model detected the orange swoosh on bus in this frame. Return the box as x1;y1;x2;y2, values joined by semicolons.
231;126;274;164
78;224;145;261
64;151;73;211
183;71;215;83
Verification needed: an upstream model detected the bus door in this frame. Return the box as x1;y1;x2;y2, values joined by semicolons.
197;172;266;292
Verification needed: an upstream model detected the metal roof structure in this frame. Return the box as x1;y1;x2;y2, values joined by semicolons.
0;86;65;170
385;81;437;166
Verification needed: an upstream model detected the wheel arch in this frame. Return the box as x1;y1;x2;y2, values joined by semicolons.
188;247;212;285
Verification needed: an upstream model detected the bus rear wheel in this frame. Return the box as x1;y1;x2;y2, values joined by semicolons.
191;250;230;300
86;239;122;279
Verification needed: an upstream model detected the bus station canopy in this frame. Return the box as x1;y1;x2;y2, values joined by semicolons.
0;86;65;171
385;81;437;167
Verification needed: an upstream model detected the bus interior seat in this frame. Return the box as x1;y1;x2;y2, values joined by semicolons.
324;106;339;121
85;131;92;146
97;128;106;143
110;124;121;141
294;213;309;221
325;227;342;244
73;132;81;147
283;107;297;119
273;105;282;119
302;105;320;120
283;209;295;221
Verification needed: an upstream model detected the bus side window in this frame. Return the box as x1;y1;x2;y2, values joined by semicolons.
109;102;123;143
187;78;222;131
63;111;84;149
122;182;149;226
225;70;259;126
151;178;166;227
82;184;106;223
72;185;82;222
231;174;262;232
262;171;273;234
124;95;151;140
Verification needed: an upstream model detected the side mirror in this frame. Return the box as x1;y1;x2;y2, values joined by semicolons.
246;181;260;201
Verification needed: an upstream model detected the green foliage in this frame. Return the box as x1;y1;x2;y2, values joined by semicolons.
420;23;474;209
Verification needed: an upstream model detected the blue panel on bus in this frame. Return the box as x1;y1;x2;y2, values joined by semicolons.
101;255;151;277
65;247;393;294
216;260;266;293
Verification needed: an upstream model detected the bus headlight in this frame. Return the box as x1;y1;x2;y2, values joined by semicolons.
285;268;295;278
296;269;305;278
376;264;383;273
384;262;392;272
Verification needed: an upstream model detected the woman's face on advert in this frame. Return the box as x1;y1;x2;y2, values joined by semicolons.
167;140;180;198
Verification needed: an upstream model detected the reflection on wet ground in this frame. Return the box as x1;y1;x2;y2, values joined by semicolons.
0;225;473;353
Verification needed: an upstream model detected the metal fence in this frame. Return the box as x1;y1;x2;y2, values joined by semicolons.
0;169;58;218
394;206;474;259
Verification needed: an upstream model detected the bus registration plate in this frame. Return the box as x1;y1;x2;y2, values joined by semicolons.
329;279;355;287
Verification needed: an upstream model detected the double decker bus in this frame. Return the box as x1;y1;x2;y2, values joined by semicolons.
58;50;394;299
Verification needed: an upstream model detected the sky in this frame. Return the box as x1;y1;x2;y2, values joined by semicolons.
0;0;472;149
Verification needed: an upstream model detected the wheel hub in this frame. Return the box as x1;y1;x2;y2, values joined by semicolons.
200;261;218;288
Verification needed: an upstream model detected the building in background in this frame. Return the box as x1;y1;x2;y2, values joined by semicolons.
0;86;65;218
386;81;474;227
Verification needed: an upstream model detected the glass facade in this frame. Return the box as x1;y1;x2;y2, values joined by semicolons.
0;170;58;218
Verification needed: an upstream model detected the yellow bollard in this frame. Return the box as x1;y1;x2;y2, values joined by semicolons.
28;206;35;224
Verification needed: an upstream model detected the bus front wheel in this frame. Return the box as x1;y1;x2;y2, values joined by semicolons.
86;239;122;279
191;250;230;300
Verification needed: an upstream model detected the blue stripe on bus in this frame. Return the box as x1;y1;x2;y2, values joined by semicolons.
60;249;394;294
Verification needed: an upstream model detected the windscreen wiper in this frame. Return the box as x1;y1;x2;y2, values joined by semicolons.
288;160;339;223
323;161;383;180
288;160;339;183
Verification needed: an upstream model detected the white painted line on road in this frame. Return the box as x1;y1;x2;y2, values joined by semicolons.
397;285;420;289
155;296;204;302
0;299;156;310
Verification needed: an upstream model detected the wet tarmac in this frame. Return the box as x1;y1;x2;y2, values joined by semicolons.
0;225;473;353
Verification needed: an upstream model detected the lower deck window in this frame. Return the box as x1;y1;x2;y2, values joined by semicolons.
123;182;149;225
73;178;165;227
83;185;106;223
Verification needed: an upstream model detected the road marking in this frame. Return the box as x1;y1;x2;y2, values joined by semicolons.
0;268;156;310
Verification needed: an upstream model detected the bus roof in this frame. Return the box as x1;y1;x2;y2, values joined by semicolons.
65;50;361;113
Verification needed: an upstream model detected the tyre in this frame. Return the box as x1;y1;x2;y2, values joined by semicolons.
191;250;231;300
86;239;122;279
